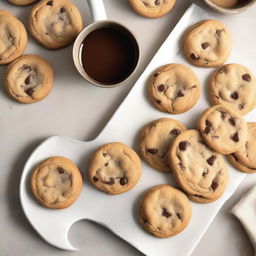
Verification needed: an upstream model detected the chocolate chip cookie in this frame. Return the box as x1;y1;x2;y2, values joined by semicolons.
31;156;83;209
8;0;37;6
183;20;232;67
209;64;256;115
148;64;200;114
198;104;248;155
88;142;142;195
5;54;54;104
29;0;83;49
139;185;191;238
169;129;228;203
0;10;27;65
129;0;176;18
227;122;256;173
139;118;186;172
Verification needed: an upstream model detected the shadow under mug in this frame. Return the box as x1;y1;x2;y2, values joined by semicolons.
73;0;140;88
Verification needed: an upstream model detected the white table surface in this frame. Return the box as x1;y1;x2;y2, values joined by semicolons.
1;0;256;255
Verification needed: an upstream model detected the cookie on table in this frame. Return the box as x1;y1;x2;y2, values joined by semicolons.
8;0;37;6
88;142;141;195
148;64;200;114
183;20;232;67
129;0;176;18
31;156;83;209
139;184;191;238
209;64;256;115
198;104;248;155
0;10;27;65
5;54;54;104
29;0;83;49
227;123;256;173
169;129;228;203
139;118;186;172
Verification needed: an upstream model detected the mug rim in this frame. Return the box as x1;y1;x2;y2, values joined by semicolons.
72;20;140;88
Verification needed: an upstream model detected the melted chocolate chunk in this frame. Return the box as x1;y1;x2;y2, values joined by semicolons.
120;177;128;186
230;92;239;100
220;111;227;119
156;100;161;104
93;176;99;182
104;163;109;166
191;53;200;60
105;178;115;185
202;169;208;177
60;7;65;13
155;0;160;5
229;118;236;126
103;153;108;157
176;212;181;220
238;104;244;110
211;180;218;191
154;72;159;77
177;91;184;97
207;155;217;166
179;141;188;151
162;208;171;218
216;29;223;37
57;167;65;173
146;148;158;154
231;132;239;142
47;0;53;5
170;129;180;136
23;64;31;71
201;42;209;49
157;84;165;92
25;88;34;96
242;73;251;82
25;76;31;85
204;120;212;134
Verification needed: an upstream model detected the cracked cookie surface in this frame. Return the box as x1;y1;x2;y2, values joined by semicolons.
183;20;232;67
227;122;256;173
198;104;248;155
31;156;83;209
209;64;256;115
148;64;200;114
139;118;186;172
169;129;228;203
88;142;141;195
129;0;176;18
139;184;191;238
8;0;37;6
0;10;27;65
29;0;83;49
5;54;54;103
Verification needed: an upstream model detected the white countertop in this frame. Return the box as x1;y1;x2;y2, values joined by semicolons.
0;0;256;255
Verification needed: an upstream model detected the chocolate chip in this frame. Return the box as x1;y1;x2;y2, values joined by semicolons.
93;176;99;182
25;88;34;96
170;129;180;136
231;132;239;142
216;29;223;37
230;92;239;100
155;0;160;5
176;213;181;220
157;84;165;92
201;42;209;49
177;91;184;97
105;178;115;185
220;111;227;119
162;208;171;218
22;64;31;71
211;180;218;190
25;76;31;85
156;100;161;104
179;141;188;151
242;73;251;82
104;163;109;166
57;167;65;173
238;104;244;110
154;72;159;77
207;155;217;166
146;148;158;154
103;153;108;157
191;53;200;60
202;169;208;177
60;7;65;13
229;118;236;126
204;120;212;134
47;0;53;5
120;177;128;186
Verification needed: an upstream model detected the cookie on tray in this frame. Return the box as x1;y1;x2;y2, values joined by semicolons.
148;64;200;114
183;20;232;67
5;54;54;104
31;156;83;209
139;118;186;172
0;10;27;65
129;0;176;18
88;142;141;195
209;64;256;115
29;0;83;49
169;129;228;203
8;0;37;6
227;122;256;173
198;104;248;155
139;184;192;238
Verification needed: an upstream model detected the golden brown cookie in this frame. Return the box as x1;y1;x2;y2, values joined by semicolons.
0;10;27;65
88;142;142;195
139;185;192;238
29;0;83;49
5;54;54;104
31;156;83;209
8;0;38;6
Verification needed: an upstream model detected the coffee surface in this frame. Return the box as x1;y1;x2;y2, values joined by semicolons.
211;0;251;8
81;27;138;85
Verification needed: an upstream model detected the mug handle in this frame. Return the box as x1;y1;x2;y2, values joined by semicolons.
87;0;107;22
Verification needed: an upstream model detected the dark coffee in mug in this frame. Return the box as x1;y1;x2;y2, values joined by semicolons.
80;26;139;85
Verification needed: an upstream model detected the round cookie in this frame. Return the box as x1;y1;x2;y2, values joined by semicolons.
129;0;176;18
148;64;200;114
227;123;256;173
183;20;232;67
139;184;191;238
209;64;256;115
0;10;27;65
29;0;83;49
139;118;186;172
31;156;83;209
198;104;248;155
169;129;228;203
5;54;54;104
88;142;141;195
8;0;37;6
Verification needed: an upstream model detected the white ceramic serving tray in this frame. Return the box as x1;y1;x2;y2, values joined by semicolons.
20;3;256;256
